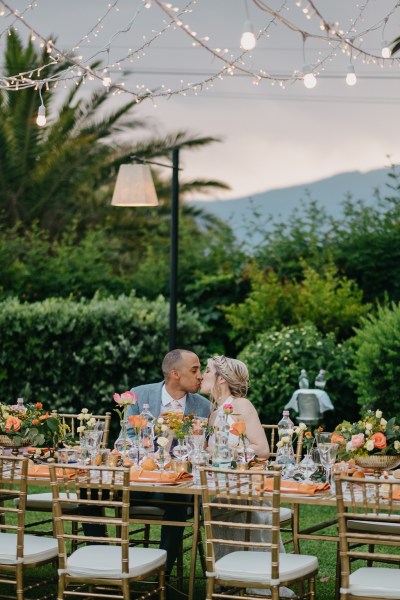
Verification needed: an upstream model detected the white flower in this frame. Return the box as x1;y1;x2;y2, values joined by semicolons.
365;440;374;451
84;413;93;421
81;408;89;414
286;429;294;436
394;441;400;451
157;436;169;448
375;410;383;419
157;417;164;424
281;436;290;445
77;425;86;433
276;440;284;448
299;423;307;431
87;417;96;427
346;441;354;452
77;413;84;420
365;423;373;431
380;418;387;427
161;424;168;432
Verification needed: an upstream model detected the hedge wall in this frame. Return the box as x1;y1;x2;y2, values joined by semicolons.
0;293;205;422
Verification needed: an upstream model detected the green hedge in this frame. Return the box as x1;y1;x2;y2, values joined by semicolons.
0;294;205;423
239;323;356;429
349;303;400;414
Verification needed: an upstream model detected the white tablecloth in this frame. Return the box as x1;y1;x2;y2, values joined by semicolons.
284;389;334;414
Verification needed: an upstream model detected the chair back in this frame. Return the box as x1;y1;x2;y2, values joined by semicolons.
296;393;321;425
335;473;400;590
200;467;281;579
262;424;304;463
51;411;111;448
50;463;131;572
0;455;28;560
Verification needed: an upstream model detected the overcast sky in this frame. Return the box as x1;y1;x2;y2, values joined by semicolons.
1;0;400;198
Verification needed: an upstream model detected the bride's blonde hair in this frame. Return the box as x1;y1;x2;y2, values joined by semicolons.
209;355;249;404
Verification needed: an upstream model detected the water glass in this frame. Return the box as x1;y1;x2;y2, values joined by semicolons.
318;443;339;493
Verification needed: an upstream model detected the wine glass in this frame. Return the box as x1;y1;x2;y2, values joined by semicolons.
317;443;339;493
299;453;317;481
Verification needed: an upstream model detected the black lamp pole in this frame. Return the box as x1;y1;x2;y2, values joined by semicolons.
169;147;179;351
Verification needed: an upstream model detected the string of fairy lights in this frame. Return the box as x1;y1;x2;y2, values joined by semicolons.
0;0;399;126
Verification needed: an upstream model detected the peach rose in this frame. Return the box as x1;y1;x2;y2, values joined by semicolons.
370;432;387;450
351;433;365;448
128;415;148;428
331;432;346;446
5;416;21;432
230;421;246;437
32;419;39;426
39;413;49;420
35;402;43;409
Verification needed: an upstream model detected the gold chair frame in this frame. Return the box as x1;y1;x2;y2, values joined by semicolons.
50;463;166;600
200;466;318;600
0;454;58;600
335;473;400;600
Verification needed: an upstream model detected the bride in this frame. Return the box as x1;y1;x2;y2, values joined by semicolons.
200;354;269;459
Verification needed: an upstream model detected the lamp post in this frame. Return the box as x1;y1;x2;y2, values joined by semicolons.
111;148;180;350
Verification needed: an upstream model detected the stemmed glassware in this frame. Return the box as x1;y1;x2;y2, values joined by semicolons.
83;422;104;465
316;432;338;493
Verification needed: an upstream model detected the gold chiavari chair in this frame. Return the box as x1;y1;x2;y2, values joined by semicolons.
50;463;167;600
0;455;58;600
335;473;400;599
263;424;304;549
200;466;318;600
18;411;111;536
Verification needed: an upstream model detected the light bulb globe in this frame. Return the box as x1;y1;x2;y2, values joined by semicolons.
102;76;112;87
346;65;357;86
240;20;256;50
303;65;317;89
36;104;46;127
381;40;391;58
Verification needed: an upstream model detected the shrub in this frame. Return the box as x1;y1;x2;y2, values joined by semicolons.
349;303;400;414
0;294;205;427
239;323;356;428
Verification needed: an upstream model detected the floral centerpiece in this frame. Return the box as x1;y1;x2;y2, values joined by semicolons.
76;408;97;436
0;402;64;448
334;409;400;472
113;390;138;456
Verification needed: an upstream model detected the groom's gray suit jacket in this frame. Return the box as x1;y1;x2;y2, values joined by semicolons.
126;381;211;436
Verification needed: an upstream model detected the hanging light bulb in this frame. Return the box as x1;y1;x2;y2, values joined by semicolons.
346;64;357;86
381;40;391;58
102;75;112;87
302;64;317;89
240;20;256;50
36;103;46;127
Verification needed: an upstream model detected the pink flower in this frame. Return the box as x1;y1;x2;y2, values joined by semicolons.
113;391;137;406
351;433;365;448
223;403;233;415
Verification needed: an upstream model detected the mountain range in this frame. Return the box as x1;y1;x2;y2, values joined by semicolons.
188;168;392;246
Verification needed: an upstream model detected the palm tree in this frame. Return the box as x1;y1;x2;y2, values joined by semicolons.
0;31;229;237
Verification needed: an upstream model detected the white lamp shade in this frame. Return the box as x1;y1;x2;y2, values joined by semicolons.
111;164;159;207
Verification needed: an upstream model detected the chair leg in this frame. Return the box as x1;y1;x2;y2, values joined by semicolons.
159;568;166;600
206;576;214;600
122;578;130;600
16;564;23;600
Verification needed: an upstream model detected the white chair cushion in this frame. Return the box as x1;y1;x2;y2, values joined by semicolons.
15;492;78;510
66;545;166;579
0;532;58;565
279;507;292;522
344;567;400;598
348;519;400;535
214;551;318;583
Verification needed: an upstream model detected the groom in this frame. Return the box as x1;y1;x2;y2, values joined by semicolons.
126;349;211;574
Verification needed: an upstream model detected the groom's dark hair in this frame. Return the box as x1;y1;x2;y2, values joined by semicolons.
162;349;195;379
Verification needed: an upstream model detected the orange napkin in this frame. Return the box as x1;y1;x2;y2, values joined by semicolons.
390;485;400;501
263;479;330;495
129;467;192;484
27;463;76;479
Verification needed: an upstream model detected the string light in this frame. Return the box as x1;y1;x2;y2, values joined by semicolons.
36;86;46;126
381;40;391;58
240;20;256;50
302;64;317;88
346;64;357;86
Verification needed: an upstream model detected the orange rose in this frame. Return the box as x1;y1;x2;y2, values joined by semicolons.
230;420;246;437
370;432;387;449
35;402;43;409
32;419;39;426
5;416;21;432
128;415;148;428
331;432;346;446
39;413;49;421
305;431;312;438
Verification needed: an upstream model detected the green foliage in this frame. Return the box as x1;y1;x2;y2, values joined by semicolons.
224;260;369;347
349;303;400;414
239;323;356;428
0;294;205;420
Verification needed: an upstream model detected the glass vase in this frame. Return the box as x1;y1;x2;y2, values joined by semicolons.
114;419;133;460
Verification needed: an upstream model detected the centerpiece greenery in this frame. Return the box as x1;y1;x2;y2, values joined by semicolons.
0;402;64;448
